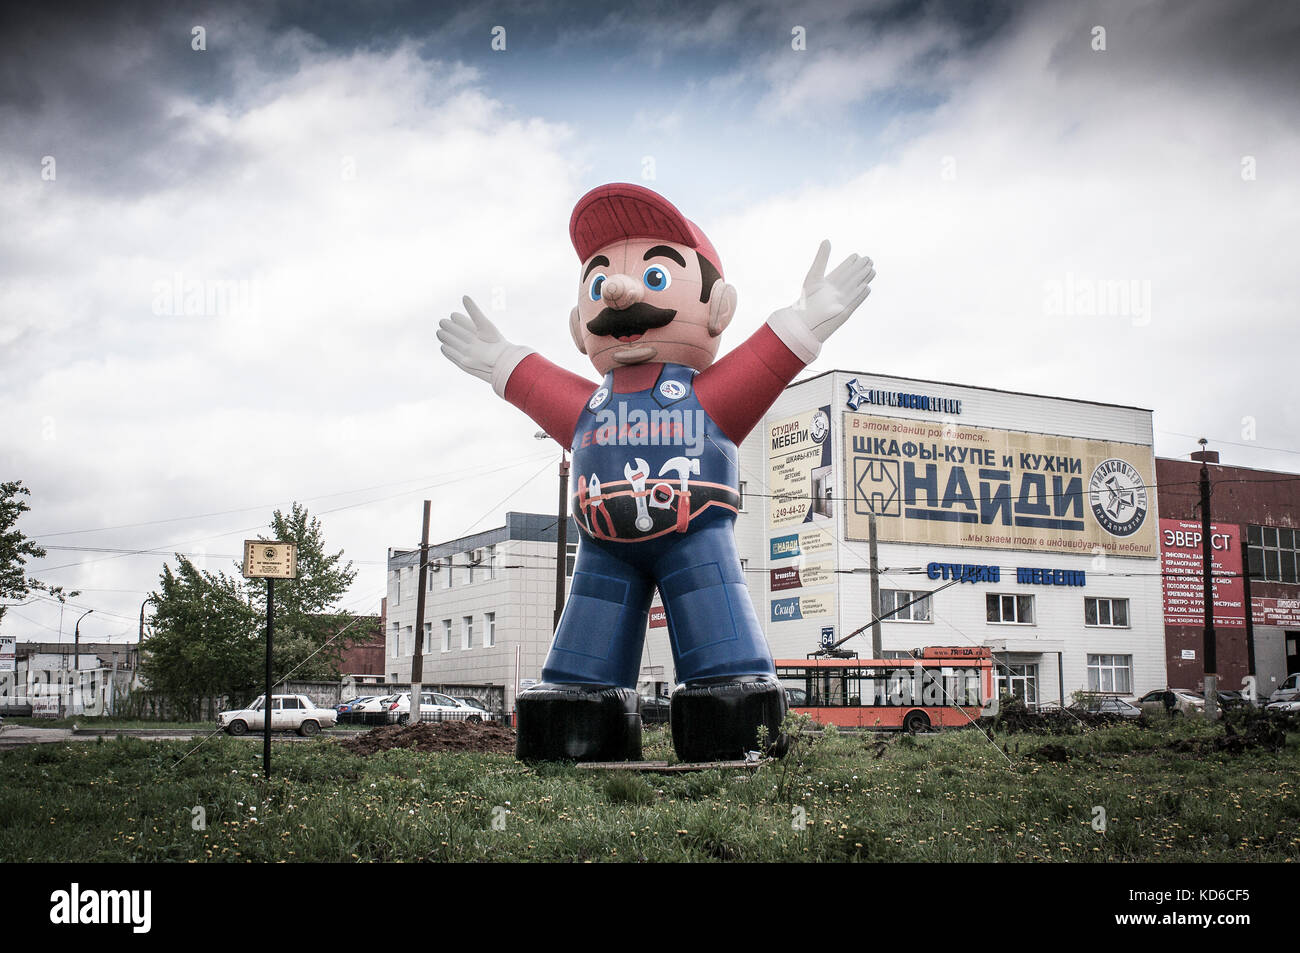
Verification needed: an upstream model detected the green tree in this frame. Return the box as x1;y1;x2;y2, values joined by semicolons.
246;503;359;680
1;480;48;630
139;556;262;718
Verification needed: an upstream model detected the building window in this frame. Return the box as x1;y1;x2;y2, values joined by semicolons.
441;619;452;653
881;589;933;622
403;625;413;657
995;663;1039;706
466;553;474;585
739;481;747;511
986;593;1034;625
462;615;474;650
1087;654;1133;694
392;570;401;606
485;612;496;647
565;542;578;577
421;622;431;654
487;544;497;580
1247;525;1299;583
443;556;454;589
390;622;400;657
1084;597;1129;628
428;561;436;591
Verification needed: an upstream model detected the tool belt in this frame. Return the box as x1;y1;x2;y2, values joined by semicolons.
574;477;740;542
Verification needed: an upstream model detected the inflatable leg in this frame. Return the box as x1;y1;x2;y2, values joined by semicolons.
655;523;787;761
515;684;642;762
516;540;653;761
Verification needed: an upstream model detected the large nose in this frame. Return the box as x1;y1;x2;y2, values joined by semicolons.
600;274;643;309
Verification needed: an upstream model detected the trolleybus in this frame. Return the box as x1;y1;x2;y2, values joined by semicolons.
775;646;994;732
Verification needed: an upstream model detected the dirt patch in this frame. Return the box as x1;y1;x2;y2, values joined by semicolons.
339;721;516;756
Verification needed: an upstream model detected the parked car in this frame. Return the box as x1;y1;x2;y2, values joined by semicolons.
1265;697;1300;714
335;695;381;724
1069;695;1142;719
386;691;487;725
1130;689;1205;716
639;694;671;725
450;697;492;720
783;687;808;707
1268;673;1300;705
218;694;338;736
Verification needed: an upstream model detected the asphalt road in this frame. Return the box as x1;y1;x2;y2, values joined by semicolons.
0;725;346;748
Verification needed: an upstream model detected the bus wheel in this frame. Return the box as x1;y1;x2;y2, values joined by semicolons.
903;710;930;734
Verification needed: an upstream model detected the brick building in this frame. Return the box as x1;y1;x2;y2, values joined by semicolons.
1154;453;1300;697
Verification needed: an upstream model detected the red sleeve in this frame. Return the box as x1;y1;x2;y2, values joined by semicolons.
502;353;595;445
694;323;807;444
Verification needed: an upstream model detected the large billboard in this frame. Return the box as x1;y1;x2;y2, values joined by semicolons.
768;405;834;528
1159;519;1245;628
843;412;1157;556
767;405;837;627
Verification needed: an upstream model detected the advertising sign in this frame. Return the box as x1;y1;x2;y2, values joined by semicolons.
770;592;835;623
649;606;667;629
843;413;1158;556
768;406;834;528
1159;519;1245;628
769;528;832;561
1252;598;1300;627
0;636;14;673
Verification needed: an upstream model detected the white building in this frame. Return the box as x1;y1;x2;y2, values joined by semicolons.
385;512;576;714
390;371;1167;712
646;368;1165;708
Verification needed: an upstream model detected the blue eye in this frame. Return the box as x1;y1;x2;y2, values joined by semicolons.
589;274;605;301
642;265;671;291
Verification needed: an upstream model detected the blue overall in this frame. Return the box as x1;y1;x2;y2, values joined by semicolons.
540;363;776;688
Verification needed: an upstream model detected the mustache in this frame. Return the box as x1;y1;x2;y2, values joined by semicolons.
585;302;677;338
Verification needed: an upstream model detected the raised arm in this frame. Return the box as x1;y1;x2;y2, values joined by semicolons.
437;296;592;444
696;241;875;444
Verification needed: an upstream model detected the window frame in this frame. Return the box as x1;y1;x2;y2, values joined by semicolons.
880;588;933;623
1248;524;1299;583
1086;653;1133;694
1084;596;1130;628
986;592;1035;625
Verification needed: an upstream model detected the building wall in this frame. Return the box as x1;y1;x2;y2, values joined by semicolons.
645;369;1167;703
385;517;575;713
1155;457;1300;695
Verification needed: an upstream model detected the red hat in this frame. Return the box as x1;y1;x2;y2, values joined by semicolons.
569;183;723;279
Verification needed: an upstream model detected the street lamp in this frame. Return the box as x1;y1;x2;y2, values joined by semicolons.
74;608;93;674
536;432;570;630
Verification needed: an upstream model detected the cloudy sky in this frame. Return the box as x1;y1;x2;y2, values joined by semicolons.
2;0;1298;643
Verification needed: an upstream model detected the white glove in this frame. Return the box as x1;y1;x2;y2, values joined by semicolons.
766;241;875;363
436;296;534;398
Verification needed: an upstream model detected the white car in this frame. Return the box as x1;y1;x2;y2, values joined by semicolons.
1130;689;1205;716
1268;673;1300;704
1265;698;1300;713
218;694;338;736
386;691;488;725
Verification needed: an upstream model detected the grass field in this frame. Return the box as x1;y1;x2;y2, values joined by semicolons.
2;717;1297;862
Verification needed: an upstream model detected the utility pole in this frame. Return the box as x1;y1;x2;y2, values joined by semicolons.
1197;438;1219;720
410;500;432;727
554;453;570;631
868;513;882;658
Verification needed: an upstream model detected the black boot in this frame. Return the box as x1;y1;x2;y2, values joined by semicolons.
515;683;642;762
671;676;787;762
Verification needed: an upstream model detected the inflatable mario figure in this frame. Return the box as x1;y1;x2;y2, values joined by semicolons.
438;183;875;762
